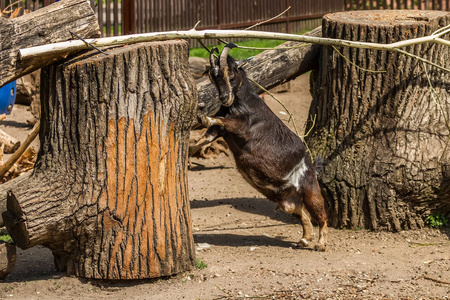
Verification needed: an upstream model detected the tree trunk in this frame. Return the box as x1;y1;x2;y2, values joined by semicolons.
0;0;100;87
2;40;197;279
196;26;322;120
307;10;450;231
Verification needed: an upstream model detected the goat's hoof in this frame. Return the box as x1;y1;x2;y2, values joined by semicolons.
298;238;309;247
313;244;326;252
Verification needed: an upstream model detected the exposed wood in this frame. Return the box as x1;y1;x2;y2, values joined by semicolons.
2;40;197;279
0;129;20;154
196;26;322;119
307;10;450;231
0;0;100;87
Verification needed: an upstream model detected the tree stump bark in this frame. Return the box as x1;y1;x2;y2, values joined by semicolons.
307;10;450;231
2;40;197;279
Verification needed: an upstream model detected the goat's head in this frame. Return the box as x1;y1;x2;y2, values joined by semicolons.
208;43;246;107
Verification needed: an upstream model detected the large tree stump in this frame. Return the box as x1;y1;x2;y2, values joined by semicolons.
2;40;197;279
307;10;450;231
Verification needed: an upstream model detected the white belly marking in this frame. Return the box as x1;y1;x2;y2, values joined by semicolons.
284;158;308;190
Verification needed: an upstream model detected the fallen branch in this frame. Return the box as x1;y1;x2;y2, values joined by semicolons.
19;26;450;73
408;241;450;248
0;120;40;179
422;274;450;285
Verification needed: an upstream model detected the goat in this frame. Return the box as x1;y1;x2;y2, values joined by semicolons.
194;43;328;251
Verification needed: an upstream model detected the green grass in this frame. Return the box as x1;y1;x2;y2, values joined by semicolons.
426;213;449;229
0;234;13;244
195;258;207;270
189;39;286;60
103;25;122;36
189;29;312;60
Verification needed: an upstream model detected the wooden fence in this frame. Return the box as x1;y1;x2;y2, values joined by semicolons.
1;0;449;39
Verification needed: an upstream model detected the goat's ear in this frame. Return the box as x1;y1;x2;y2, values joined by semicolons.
236;56;254;69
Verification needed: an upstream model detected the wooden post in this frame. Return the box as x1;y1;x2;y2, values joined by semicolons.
307;10;450;231
2;40;197;279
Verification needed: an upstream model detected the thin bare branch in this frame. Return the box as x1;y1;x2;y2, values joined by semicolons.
332;45;386;73
245;6;291;31
422;61;450;132
422;274;450;285
247;76;315;161
69;31;108;55
18;29;450;73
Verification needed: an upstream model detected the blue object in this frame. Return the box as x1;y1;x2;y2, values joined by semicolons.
0;81;16;115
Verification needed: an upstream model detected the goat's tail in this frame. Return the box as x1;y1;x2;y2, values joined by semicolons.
313;156;328;175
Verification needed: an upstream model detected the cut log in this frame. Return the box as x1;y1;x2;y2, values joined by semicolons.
0;0;100;88
1;40;198;279
307;10;450;231
195;26;322;120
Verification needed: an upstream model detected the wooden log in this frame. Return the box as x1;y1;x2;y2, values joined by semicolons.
0;0;100;88
1;40;198;279
196;27;322;119
0;129;20;154
307;10;450;231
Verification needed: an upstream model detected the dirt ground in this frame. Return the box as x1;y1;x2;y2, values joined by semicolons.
0;74;449;299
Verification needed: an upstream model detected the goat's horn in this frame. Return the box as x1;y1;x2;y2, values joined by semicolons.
209;47;218;67
219;43;238;69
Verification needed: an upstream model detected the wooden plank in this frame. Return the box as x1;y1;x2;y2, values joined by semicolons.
98;0;104;35
106;0;111;36
113;0;119;35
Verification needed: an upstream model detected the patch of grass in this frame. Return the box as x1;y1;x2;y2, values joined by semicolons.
426;213;449;229
103;25;122;36
0;234;12;243
190;39;286;60
195;258;207;270
189;29;313;60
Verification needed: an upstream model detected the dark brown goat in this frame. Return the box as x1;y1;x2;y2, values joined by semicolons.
194;43;328;251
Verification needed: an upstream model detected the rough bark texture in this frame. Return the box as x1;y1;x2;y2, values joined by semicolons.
0;0;100;87
2;40;197;279
196;26;322;120
307;10;450;231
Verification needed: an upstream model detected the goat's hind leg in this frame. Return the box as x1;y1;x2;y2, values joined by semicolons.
297;204;314;247
303;183;328;252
